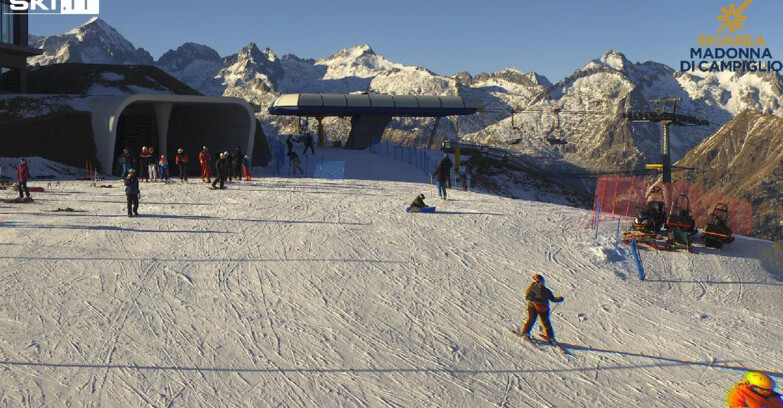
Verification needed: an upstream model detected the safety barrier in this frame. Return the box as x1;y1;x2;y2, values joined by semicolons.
369;141;443;176
592;176;753;237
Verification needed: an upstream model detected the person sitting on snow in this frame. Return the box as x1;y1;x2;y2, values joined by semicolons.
409;194;427;209
726;371;782;408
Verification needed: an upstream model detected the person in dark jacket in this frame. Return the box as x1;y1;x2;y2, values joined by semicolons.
520;273;564;343
231;147;243;182
286;135;294;154
212;151;229;189
439;154;453;188
175;148;189;183
124;168;140;217
17;158;31;199
139;146;152;182
410;194;428;208
302;132;315;156
431;161;449;200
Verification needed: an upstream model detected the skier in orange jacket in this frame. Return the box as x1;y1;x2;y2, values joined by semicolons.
727;372;782;408
199;146;211;182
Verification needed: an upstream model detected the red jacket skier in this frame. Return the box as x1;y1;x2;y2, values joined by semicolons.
16;158;31;199
727;372;782;408
199;146;211;182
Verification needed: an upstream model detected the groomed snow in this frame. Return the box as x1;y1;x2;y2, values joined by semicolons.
1;148;781;407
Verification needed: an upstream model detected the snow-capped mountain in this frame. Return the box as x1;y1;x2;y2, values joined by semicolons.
463;49;783;176
29;17;153;66
28;20;783;183
156;42;222;94
677;110;783;240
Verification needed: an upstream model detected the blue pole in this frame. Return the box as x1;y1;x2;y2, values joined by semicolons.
630;238;646;281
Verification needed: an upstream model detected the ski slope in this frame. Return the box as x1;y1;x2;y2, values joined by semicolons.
1;148;781;407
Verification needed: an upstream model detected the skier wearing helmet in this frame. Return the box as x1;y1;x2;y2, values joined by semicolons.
124;168;140;217
175;148;189;183
199;146;211;183
727;372;782;408
211;151;229;190
139;146;152;182
519;273;564;343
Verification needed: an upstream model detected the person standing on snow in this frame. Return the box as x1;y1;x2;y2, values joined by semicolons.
286;135;294;154
124;168;140;217
158;155;170;183
438;154;453;189
458;162;469;191
288;151;304;175
175;148;189;183
230;147;243;182
242;155;251;181
726;372;782;408
147;146;158;182
199;146;211;183
212;151;229;190
16;158;31;200
139;146;152;182
302;132;315;156
519;273;564;343
431;160;449;200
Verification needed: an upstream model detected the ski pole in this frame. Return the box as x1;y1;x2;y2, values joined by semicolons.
539;301;562;333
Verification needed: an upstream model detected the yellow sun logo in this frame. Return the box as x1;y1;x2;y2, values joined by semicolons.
717;0;754;33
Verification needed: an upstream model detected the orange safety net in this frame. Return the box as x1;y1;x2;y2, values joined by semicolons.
592;177;753;237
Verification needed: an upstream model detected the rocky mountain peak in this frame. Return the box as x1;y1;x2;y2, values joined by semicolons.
157;43;221;72
30;17;153;66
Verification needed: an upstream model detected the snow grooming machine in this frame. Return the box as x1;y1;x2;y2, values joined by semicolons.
664;193;697;251
702;203;734;249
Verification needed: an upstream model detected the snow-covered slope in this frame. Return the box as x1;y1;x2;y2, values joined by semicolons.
1;149;781;407
29;17;153;66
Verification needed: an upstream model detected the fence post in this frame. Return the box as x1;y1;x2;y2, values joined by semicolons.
594;201;601;239
629;238;646;281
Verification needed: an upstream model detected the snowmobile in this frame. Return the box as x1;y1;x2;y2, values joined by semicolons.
702;203;734;249
664;194;697;251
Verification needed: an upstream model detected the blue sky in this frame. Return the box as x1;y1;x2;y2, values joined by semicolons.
29;0;783;82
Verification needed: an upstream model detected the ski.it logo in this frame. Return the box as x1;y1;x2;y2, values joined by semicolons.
9;0;100;15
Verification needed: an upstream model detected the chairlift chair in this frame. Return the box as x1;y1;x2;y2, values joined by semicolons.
703;203;734;249
665;193;697;251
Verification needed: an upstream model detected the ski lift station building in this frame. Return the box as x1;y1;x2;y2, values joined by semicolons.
89;94;257;175
268;93;483;149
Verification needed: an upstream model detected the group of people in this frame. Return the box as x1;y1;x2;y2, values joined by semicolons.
118;146;251;184
430;154;471;200
285;133;316;175
118;145;253;216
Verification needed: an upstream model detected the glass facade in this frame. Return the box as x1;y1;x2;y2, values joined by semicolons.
1;2;15;45
1;66;21;92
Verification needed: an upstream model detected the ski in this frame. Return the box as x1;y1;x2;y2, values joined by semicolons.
537;333;570;356
509;329;540;349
